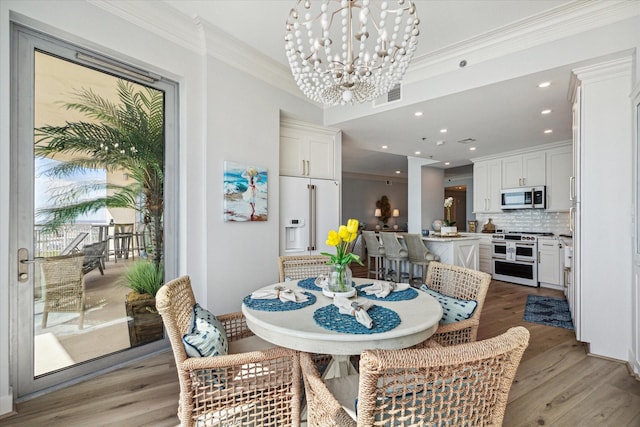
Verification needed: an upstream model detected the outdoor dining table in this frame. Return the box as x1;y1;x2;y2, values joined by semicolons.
241;277;443;379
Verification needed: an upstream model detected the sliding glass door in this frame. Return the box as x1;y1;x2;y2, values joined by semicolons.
12;25;178;398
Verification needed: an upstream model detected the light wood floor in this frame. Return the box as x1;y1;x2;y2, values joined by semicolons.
1;274;639;426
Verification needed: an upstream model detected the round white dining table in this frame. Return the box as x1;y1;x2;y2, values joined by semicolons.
242;277;443;378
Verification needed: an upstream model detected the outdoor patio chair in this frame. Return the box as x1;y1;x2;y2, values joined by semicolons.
300;326;530;427
156;276;301;427
421;261;492;346
40;253;86;329
81;240;108;275
278;254;331;282
60;232;88;256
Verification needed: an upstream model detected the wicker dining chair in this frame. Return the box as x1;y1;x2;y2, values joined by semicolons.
278;255;331;282
156;276;302;427
422;261;492;346
301;326;530;427
40;253;86;329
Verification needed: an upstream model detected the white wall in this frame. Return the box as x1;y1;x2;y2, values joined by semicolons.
421;167;445;231
0;0;320;413
342;174;408;230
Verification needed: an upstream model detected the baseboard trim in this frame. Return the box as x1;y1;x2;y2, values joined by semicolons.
0;388;14;417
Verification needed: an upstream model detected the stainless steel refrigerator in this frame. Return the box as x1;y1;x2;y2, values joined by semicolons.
279;176;340;256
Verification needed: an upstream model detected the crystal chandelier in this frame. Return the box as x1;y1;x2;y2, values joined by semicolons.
285;0;420;105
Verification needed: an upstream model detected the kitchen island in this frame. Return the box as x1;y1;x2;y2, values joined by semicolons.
422;235;480;270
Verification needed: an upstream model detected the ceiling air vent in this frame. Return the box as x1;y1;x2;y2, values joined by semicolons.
457;138;476;144
373;83;402;107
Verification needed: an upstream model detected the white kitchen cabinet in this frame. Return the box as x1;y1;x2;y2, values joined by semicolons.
478;235;493;275
423;237;479;270
545;144;572;211
538;238;562;289
473;159;502;213
280;119;337;179
502;152;546;188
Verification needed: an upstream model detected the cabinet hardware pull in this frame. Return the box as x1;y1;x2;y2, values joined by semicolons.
569;176;575;201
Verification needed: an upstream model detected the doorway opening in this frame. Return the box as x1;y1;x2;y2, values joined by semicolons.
444;186;467;231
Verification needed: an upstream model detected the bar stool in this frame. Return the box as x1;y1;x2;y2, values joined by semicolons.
362;231;386;280
404;233;439;285
379;232;410;282
113;223;134;262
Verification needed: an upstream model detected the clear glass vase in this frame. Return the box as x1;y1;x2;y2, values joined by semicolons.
328;263;353;294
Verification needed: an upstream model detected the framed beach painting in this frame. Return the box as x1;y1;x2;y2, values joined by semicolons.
223;161;268;222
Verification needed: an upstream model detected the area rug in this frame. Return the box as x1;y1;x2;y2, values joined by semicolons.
523;295;574;330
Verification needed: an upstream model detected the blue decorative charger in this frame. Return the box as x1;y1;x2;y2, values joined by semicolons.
313;304;401;334
297;277;322;291
356;284;418;301
243;291;316;312
297;277;356;291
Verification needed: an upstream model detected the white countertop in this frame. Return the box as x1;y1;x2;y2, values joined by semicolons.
423;235;481;242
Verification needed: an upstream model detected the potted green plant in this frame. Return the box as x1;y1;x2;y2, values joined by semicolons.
123;260;164;347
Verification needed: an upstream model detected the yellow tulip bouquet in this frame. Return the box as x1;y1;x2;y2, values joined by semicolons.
321;219;364;292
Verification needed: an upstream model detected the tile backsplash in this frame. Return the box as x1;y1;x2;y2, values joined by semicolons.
475;210;570;236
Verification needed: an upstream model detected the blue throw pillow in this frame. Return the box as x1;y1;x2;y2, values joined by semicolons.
182;303;229;357
419;285;478;324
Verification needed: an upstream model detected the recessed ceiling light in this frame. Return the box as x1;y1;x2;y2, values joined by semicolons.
436;140;445;146
538;81;551;88
541;109;552;115
444;162;450;166
395;170;401;174
469;147;476;151
414;111;423;117
440;128;447;133
544;129;553;134
415;151;421;155
382;145;388;149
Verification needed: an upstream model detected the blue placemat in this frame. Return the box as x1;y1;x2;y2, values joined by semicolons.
243;292;316;311
297;277;356;291
356;284;418;301
297;277;322;291
313;304;401;334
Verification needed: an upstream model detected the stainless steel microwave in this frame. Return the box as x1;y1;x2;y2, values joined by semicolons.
500;186;546;209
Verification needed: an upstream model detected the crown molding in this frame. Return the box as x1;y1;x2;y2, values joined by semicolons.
195;18;305;102
470;140;572;163
89;0;639;104
88;0;203;54
403;0;640;85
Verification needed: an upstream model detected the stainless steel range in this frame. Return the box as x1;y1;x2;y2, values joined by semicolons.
491;232;553;287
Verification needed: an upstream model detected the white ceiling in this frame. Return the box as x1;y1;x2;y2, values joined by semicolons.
162;0;593;177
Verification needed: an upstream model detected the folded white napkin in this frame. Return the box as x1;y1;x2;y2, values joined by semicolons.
361;282;410;298
251;286;309;303
334;296;373;329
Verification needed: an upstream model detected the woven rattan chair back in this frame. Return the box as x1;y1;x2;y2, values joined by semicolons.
424;261;492;346
278;255;331;282
40;253;86;329
300;327;530;427
156;276;301;427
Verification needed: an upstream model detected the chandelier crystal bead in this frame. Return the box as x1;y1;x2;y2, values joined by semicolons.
285;0;420;105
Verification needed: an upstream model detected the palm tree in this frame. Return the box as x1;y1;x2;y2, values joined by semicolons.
34;80;164;267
